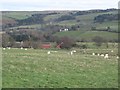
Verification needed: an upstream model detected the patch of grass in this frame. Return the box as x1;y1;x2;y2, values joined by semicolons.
56;20;79;26
2;48;118;88
3;12;31;20
95;21;118;31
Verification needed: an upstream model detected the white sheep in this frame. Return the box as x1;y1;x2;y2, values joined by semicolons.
100;54;104;57
8;47;11;49
3;48;6;50
47;51;50;54
73;50;76;53
111;50;114;52
25;48;27;50
70;51;73;55
97;53;100;56
70;50;76;55
21;47;23;49
104;54;109;59
116;56;119;59
92;53;95;56
105;54;108;56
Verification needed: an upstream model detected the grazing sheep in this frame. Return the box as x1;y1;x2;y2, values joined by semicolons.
92;53;95;56
70;51;73;55
97;53;100;56
73;50;76;53
21;47;23;49
111;50;114;52
25;48;27;50
3;48;6;50
100;54;104;57
116;56;119;59
8;47;11;49
104;56;108;59
47;51;50;54
47;51;58;54
104;54;109;59
105;54;108;56
70;50;76;55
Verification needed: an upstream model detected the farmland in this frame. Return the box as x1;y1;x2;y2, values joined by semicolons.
2;44;118;88
1;9;119;88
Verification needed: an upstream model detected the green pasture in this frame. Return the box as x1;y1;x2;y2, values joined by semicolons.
2;47;118;88
54;30;118;41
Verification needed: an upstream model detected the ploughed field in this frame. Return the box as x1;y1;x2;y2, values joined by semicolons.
2;48;118;88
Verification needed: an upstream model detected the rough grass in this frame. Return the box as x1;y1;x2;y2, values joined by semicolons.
3;12;31;20
2;47;118;88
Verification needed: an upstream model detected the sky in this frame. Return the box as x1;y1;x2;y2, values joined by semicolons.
0;0;119;11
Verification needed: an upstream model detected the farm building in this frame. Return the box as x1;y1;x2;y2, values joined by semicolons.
41;43;51;49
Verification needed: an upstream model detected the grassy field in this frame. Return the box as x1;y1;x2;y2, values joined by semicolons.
2;46;118;88
2;11;39;20
2;10;118;88
54;30;118;41
2;12;30;20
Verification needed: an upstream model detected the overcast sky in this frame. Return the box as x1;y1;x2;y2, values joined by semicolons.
0;0;119;11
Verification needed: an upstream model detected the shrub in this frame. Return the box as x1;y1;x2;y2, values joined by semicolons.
92;36;105;47
56;36;76;49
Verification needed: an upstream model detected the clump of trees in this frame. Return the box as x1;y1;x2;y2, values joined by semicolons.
2;30;44;48
17;14;45;25
56;36;76;49
70;8;117;16
94;14;118;23
56;15;75;22
2;33;15;47
92;36;107;47
2;17;18;29
2;30;76;49
2;30;118;49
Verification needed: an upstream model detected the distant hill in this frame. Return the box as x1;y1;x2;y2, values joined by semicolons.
1;8;118;42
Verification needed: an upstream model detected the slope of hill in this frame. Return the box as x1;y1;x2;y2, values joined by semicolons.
2;9;118;42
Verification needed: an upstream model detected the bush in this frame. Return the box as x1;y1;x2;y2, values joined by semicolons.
56;36;76;49
92;36;106;47
80;44;87;49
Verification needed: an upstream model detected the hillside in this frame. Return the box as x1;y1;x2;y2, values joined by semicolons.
2;9;118;42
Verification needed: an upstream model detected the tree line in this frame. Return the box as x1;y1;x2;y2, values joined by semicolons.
2;30;118;49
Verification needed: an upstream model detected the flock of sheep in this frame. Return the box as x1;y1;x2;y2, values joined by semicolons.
92;52;119;59
2;47;119;59
47;49;119;59
3;47;28;50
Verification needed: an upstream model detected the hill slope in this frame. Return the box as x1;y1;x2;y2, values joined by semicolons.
2;9;118;42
